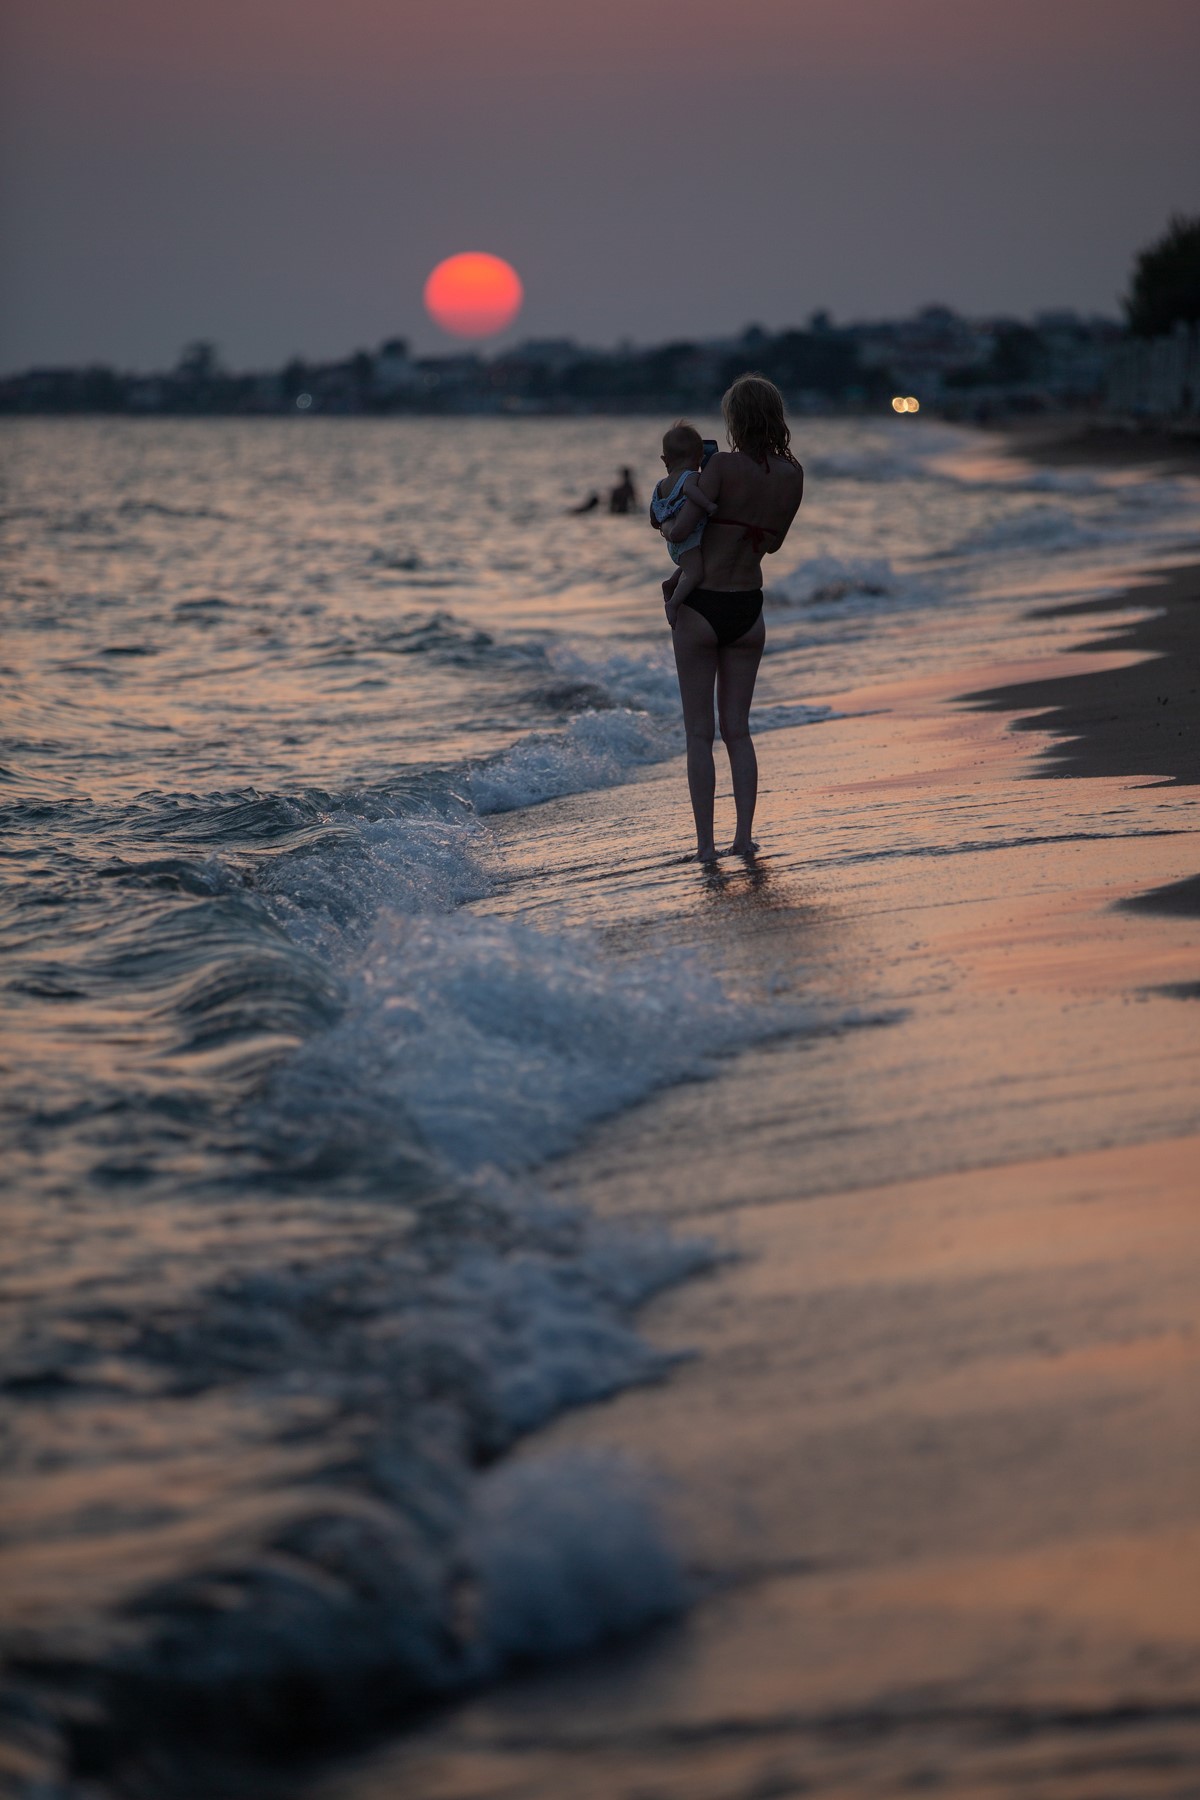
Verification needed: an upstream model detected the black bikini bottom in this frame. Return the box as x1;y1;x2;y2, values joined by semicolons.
681;587;763;647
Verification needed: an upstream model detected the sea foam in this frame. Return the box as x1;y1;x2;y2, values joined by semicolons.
259;910;770;1179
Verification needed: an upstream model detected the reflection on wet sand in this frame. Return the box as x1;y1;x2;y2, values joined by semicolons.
355;567;1200;1798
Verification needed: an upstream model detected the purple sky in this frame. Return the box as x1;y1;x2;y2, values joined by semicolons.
2;0;1198;372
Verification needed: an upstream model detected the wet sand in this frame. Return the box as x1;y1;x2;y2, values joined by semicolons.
967;561;1200;794
321;560;1200;1798
993;416;1200;478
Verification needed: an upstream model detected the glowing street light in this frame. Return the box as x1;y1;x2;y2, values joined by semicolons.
891;395;921;414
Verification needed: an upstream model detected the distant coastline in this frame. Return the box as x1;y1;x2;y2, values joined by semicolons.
0;307;1139;420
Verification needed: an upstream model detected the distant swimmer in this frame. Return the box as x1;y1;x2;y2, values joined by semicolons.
608;467;637;514
569;492;601;514
652;374;804;863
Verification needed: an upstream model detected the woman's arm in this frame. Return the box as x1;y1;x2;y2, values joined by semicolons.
697;451;725;503
662;455;723;542
681;472;717;515
763;465;804;552
661;497;707;543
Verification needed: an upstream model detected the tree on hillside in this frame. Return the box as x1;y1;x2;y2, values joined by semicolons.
349;350;374;403
280;357;310;400
176;341;219;382
1124;215;1200;338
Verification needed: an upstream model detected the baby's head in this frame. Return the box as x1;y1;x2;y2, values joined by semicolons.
661;421;703;471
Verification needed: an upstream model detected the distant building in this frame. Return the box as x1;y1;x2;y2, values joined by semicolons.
373;339;419;397
0;308;1131;418
412;355;487;411
854;306;993;401
1106;322;1200;418
511;339;581;374
126;376;170;411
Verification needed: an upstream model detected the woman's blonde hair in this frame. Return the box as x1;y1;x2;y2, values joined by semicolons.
722;373;799;466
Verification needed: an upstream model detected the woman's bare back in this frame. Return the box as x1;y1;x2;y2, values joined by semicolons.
695;449;804;590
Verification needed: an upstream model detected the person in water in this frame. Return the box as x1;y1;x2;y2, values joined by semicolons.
649;423;719;628
654;373;804;862
608;467;637;514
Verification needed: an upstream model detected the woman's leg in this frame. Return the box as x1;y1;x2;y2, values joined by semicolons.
716;613;765;854
671;603;720;859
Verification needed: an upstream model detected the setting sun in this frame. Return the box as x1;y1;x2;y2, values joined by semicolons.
423;252;524;339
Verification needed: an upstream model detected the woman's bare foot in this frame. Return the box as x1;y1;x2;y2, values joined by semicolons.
693;843;719;863
726;836;759;858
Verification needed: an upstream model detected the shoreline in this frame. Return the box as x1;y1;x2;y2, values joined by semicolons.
967;557;1200;920
965;553;1199;798
324;541;1200;1798
987;414;1200;476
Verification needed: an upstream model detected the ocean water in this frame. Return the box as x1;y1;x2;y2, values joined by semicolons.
1;415;1195;1791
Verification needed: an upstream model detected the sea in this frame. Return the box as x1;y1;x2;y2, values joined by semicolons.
1;414;1196;1792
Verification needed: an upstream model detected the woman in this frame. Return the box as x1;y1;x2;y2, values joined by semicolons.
658;373;804;861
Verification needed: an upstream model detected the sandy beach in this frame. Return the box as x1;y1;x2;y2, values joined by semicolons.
4;414;1198;1800
322;544;1200;1798
6;0;1200;1784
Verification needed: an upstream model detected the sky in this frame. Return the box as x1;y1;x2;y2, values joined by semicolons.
2;0;1198;373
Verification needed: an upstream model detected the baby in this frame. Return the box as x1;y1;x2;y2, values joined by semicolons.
649;422;717;627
